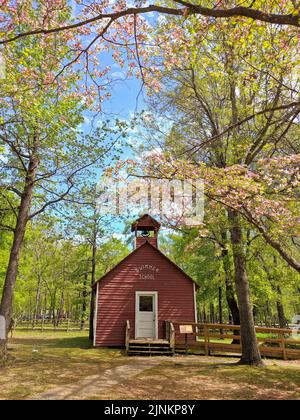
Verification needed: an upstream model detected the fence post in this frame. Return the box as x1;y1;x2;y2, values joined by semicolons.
165;321;170;341
204;325;209;356
125;320;130;355
168;322;175;355
185;333;189;355
280;331;287;361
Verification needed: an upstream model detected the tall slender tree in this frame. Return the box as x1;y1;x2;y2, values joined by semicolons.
0;3;117;359
122;15;300;365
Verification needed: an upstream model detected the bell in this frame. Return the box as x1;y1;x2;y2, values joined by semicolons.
141;230;150;237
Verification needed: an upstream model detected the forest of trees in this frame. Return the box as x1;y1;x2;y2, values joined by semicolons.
0;1;299;366
0;219;129;328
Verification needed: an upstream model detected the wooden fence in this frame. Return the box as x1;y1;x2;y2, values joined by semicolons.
15;319;87;332
172;322;300;360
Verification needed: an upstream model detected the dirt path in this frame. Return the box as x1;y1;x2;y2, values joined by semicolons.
28;355;300;400
28;358;167;400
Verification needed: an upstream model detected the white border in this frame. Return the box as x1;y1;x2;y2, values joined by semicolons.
93;282;99;347
135;291;158;339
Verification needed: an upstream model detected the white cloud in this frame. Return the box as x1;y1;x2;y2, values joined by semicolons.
111;71;126;79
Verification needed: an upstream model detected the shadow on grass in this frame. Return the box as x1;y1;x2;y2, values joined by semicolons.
181;360;300;396
10;336;92;350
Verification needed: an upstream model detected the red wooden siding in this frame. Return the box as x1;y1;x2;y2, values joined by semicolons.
94;242;196;347
135;236;158;249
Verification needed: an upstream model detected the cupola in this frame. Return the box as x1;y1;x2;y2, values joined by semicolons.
131;214;161;249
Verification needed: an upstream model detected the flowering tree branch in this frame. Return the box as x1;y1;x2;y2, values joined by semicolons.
0;2;299;47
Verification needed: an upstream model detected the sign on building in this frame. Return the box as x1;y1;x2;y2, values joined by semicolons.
179;325;193;334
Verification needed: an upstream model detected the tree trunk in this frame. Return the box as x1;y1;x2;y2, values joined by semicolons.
218;286;224;336
253;305;258;325
220;231;240;344
266;302;272;327
0;155;39;360
56;291;64;327
276;287;287;329
89;239;97;341
210;303;215;323
228;210;263;366
51;292;57;326
221;244;240;326
203;306;207;323
32;272;42;329
81;271;88;331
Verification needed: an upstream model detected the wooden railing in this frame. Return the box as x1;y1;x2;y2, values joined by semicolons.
15;319;88;332
166;321;175;355
125;320;131;354
172;322;300;360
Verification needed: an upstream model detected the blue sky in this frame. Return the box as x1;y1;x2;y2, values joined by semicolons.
102;68;146;119
67;2;168;239
79;57;151;237
79;61;146;129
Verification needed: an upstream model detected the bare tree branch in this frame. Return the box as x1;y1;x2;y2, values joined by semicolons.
181;100;300;156
28;178;75;220
0;224;15;232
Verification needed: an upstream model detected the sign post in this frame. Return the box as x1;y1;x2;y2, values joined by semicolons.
179;325;193;355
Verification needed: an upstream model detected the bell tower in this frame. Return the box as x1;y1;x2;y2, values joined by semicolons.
131;214;161;249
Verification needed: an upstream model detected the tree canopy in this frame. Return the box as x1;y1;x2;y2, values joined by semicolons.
0;0;299;366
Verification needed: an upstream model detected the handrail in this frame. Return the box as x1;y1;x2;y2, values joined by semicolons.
165;320;175;355
169;322;175;355
171;321;300;335
125;320;130;354
172;322;300;360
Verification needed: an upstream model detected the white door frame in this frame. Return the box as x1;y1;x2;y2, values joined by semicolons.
135;291;158;339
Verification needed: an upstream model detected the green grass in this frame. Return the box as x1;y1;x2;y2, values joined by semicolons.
0;331;299;400
96;360;300;400
0;331;125;400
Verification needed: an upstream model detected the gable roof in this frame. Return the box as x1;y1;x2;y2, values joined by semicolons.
131;214;161;232
93;240;198;288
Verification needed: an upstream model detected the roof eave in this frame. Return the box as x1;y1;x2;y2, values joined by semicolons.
92;240;199;289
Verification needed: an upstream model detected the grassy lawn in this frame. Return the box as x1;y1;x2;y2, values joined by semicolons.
0;331;299;400
0;331;125;400
99;358;300;400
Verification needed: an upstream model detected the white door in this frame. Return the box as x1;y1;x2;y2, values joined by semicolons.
136;292;157;339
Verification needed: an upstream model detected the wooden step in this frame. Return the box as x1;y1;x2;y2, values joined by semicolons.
128;350;173;356
126;337;174;356
128;349;172;352
128;342;173;356
128;339;169;345
128;346;171;350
